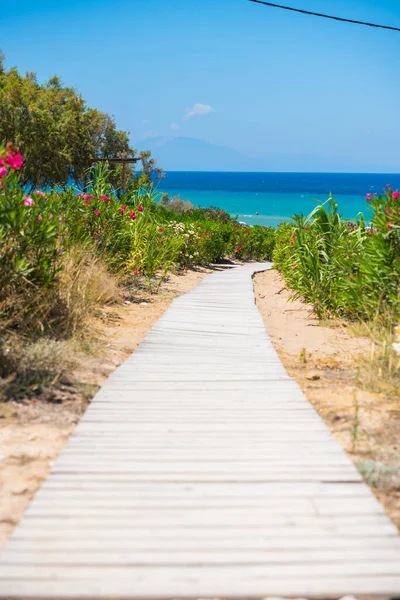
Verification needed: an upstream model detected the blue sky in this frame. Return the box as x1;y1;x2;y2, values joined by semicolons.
1;0;400;171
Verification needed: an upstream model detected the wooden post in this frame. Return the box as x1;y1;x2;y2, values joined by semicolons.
122;161;127;195
90;157;140;196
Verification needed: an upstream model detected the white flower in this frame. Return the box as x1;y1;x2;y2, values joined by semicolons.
392;342;400;356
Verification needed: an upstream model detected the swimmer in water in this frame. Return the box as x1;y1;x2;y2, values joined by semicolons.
255;211;259;216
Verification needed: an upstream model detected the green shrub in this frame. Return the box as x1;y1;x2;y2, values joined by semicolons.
273;191;400;324
0;146;277;339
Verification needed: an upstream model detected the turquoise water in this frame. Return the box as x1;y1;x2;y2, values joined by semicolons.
160;172;400;227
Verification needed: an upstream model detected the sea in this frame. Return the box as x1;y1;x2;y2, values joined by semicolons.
159;172;400;227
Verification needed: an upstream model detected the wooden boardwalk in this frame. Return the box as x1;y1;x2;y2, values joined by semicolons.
1;262;400;598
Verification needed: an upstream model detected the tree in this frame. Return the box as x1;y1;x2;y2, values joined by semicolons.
0;52;162;189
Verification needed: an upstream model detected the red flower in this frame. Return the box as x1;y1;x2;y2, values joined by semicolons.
290;241;294;246
137;205;144;212
292;263;297;268
388;222;394;230
158;227;164;232
100;195;110;202
118;205;127;214
94;209;100;216
129;211;137;220
133;270;139;276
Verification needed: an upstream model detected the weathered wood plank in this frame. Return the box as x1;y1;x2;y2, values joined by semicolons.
2;577;400;599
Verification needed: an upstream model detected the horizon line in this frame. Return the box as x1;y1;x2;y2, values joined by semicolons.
160;170;400;175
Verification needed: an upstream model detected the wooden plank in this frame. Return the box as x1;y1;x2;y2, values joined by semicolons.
2;576;400;599
7;535;400;552
1;562;400;580
4;548;400;566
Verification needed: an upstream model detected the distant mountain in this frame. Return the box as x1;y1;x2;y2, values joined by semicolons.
138;136;265;172
137;136;398;173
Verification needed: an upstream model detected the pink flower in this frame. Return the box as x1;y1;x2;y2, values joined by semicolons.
23;196;34;206
290;240;294;246
34;190;46;197
58;215;62;221
5;153;23;170
76;193;84;198
12;153;23;169
129;211;137;220
94;209;101;216
0;166;7;179
388;222;393;230
100;195;110;202
57;249;63;255
83;199;90;206
83;194;94;200
158;227;164;232
49;213;53;218
118;205;127;214
137;205;144;212
133;270;139;276
37;215;42;223
392;191;400;200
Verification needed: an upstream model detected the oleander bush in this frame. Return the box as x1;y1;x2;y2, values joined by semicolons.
0;145;276;338
273;190;400;324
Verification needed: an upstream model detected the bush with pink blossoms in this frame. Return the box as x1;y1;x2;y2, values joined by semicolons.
1;148;278;335
0;145;60;303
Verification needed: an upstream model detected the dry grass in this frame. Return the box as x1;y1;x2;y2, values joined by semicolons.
55;246;121;336
352;322;400;397
0;338;76;401
0;246;121;339
0;246;122;401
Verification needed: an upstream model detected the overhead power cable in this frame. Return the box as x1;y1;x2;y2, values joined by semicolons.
249;0;400;32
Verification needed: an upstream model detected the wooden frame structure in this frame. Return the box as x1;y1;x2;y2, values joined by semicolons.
92;157;142;193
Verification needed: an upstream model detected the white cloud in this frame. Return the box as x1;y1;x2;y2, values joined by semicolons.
182;103;215;120
142;130;159;140
170;122;180;131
